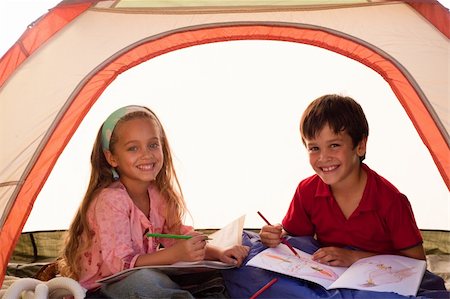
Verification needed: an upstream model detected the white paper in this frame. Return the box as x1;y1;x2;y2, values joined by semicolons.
208;214;245;248
246;245;426;296
328;254;426;296
246;244;346;288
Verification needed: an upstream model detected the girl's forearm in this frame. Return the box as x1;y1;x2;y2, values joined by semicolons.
134;248;180;267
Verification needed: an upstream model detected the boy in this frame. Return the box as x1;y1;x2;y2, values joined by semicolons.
260;94;426;267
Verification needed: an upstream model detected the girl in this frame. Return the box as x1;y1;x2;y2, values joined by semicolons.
58;105;249;298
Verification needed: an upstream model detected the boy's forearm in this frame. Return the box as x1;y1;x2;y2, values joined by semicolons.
399;244;426;261
350;249;378;263
350;245;426;265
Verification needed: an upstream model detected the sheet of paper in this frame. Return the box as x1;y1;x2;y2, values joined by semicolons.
208;215;245;248
246;244;346;288
247;246;426;296
328;254;426;296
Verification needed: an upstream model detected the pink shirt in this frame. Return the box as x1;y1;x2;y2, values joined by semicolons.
78;181;193;290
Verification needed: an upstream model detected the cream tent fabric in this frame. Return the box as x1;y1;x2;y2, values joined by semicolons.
0;0;448;286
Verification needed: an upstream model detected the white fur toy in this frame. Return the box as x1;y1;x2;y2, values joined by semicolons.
0;277;86;299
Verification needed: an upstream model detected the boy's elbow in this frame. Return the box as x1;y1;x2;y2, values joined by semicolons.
400;244;426;260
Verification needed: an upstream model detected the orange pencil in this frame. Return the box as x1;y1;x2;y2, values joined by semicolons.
257;211;301;258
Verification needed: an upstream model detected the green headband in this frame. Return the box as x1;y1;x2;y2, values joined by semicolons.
101;105;151;151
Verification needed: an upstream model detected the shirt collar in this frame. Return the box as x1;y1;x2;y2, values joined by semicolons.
314;163;375;212
315;178;332;198
358;163;376;212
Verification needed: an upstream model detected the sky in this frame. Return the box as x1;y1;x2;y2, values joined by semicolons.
1;0;449;231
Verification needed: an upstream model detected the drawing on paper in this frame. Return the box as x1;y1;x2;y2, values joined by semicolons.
358;261;417;287
260;251;339;281
247;248;427;296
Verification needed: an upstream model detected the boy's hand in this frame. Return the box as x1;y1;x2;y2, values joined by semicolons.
218;245;250;267
259;224;284;247
312;246;376;267
312;246;355;267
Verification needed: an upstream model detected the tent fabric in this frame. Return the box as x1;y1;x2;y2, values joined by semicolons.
0;2;92;87
0;0;448;287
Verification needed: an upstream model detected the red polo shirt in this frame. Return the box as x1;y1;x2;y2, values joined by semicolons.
282;164;422;254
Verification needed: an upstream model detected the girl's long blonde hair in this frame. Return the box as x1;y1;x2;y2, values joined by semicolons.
58;109;187;279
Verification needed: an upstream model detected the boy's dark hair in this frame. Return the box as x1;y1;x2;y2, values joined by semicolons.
300;94;369;162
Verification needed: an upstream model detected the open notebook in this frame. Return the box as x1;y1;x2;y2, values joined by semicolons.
97;215;245;284
246;244;426;297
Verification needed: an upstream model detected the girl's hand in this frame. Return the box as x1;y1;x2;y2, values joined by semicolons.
135;234;207;267
259;224;283;247
172;234;207;262
312;246;376;267
218;245;250;267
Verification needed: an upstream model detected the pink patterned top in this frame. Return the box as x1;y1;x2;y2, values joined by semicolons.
77;181;193;290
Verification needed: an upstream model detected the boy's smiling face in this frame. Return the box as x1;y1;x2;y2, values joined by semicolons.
304;123;367;188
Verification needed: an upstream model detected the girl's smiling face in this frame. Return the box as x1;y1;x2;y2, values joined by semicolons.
106;117;164;186
304;123;366;189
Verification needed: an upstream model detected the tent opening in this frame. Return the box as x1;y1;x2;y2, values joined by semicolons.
25;40;449;232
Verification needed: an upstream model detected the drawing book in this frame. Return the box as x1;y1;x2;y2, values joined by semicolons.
97;260;235;284
96;215;245;284
246;244;427;296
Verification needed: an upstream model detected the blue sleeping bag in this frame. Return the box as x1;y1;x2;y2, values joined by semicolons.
222;231;449;299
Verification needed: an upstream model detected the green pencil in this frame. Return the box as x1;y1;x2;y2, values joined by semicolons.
146;233;212;240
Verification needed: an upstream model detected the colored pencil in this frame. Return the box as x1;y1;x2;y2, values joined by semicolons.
257;211;300;258
146;233;212;240
249;278;278;299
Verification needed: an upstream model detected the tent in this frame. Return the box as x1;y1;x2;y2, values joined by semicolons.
0;0;448;287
